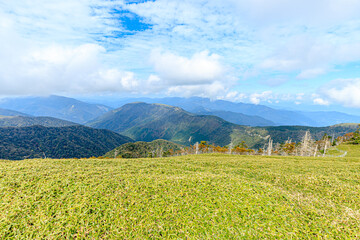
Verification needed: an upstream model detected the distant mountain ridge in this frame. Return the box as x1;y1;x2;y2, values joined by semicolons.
0;116;78;128
87;102;358;148
0;125;133;160
0;108;29;117
0;95;112;123
90;96;360;127
3;95;359;127
195;109;275;126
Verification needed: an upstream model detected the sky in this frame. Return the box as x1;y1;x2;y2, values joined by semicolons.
1;0;360;113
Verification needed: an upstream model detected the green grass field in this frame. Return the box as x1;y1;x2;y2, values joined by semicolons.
1;145;360;239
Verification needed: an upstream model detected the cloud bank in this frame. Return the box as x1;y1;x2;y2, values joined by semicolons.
2;0;360;109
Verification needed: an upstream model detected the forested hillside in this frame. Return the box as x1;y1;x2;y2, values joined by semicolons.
0;125;132;160
88;102;235;146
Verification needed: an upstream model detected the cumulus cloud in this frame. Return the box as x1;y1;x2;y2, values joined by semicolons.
0;43;143;95
249;91;274;105
126;0;360;84
147;50;236;98
221;91;247;102
313;98;330;106
167;82;228;99
0;1;145;96
320;78;360;108
149;50;225;85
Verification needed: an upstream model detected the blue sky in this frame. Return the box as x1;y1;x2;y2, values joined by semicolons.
1;0;360;113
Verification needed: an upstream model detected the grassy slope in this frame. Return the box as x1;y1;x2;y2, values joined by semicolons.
1;151;360;238
337;143;360;157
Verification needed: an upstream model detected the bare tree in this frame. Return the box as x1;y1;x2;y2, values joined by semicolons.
267;137;273;156
195;142;199;155
300;131;313;157
228;141;233;155
313;144;318;157
323;137;330;157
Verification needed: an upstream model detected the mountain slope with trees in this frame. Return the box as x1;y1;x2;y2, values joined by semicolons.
0;125;133;160
88;102;234;146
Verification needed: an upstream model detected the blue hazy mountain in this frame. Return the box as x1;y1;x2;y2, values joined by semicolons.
0;95;112;123
0;108;30;117
194;109;275;126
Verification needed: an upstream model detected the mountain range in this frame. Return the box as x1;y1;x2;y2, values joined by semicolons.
87;102;358;148
86;96;360;127
2;95;360;127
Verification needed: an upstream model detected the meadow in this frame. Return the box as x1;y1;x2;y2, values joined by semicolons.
1;145;360;239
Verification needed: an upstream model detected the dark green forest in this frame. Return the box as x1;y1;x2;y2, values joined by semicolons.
0;125;132;160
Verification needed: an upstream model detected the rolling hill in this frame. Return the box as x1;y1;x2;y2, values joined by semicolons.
0;116;78;127
0;125;133;160
104;139;184;158
87;102;358;148
0;95;112;123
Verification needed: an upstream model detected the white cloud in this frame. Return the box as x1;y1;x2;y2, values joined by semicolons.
296;93;305;100
0;43;143;95
313;98;330;106
221;91;247;102
249;91;274;105
167;81;228;99
149;50;226;86
321;78;360;107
